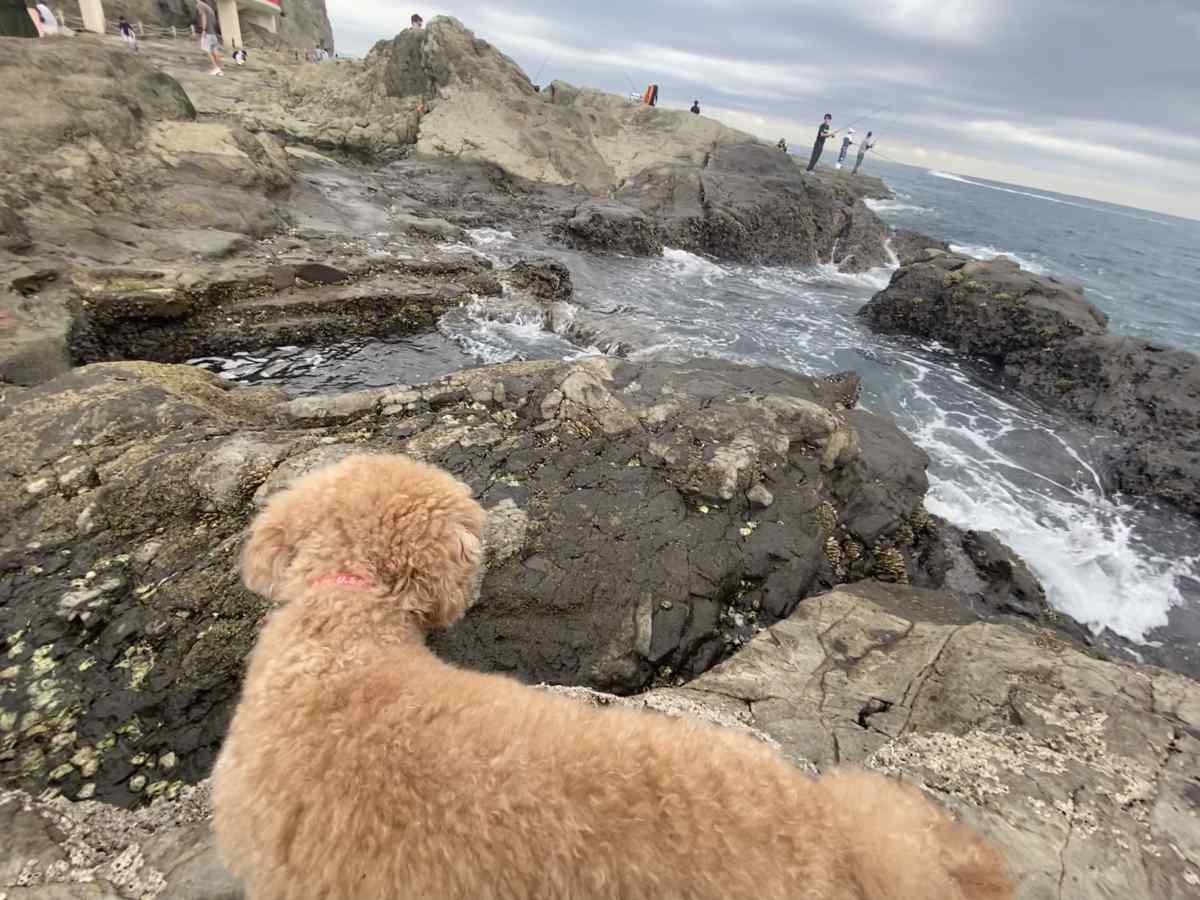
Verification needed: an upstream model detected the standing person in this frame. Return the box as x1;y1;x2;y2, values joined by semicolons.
806;113;833;172
118;15;138;51
690;100;700;115
195;0;223;75
836;128;856;170
852;131;876;174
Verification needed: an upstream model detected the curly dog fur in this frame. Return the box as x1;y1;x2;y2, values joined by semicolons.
213;453;1014;900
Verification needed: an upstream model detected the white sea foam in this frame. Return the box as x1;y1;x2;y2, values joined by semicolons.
950;243;1048;275
893;348;1194;641
798;262;895;292
865;198;933;216
468;227;516;245
660;247;728;284
438;296;586;364
928;171;1170;226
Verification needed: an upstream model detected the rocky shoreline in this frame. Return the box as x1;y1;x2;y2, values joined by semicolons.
2;13;1200;900
860;249;1200;516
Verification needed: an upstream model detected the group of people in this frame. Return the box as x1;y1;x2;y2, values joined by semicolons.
805;113;877;175
682;100;879;176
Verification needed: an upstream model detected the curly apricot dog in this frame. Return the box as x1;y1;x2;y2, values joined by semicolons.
213;453;1013;900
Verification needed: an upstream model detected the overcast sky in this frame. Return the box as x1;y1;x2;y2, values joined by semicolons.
326;1;1200;220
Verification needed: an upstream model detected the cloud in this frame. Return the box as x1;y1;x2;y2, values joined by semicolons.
851;0;1003;45
324;0;1200;220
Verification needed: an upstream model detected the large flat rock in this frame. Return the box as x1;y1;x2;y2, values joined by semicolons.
3;583;1197;898
0;356;935;804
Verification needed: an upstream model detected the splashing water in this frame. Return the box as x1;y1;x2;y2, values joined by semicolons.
194;226;1200;660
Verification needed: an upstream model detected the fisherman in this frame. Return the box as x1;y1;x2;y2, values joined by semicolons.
836;128;856;170
690;100;701;115
805;114;833;172
852;131;876;175
776;138;788;153
118;15;137;51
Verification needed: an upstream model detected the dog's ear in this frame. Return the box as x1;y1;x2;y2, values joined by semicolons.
406;517;485;631
240;516;296;600
456;527;483;568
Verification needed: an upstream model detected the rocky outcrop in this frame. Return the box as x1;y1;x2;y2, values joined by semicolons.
889;229;951;265
558;201;664;257
5;582;1198;899
0;39;293;386
663;583;1200;899
0;354;947;804
860;251;1200;515
65;248;561;366
188;18;894;269
615;143;891;268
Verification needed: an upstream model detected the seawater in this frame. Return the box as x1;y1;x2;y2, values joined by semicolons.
192;163;1200;669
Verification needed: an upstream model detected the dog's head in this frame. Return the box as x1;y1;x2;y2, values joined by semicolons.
241;453;487;630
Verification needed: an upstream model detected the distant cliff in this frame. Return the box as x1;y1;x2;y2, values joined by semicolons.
103;0;334;52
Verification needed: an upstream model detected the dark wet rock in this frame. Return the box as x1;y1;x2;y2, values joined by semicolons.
1007;335;1200;514
0;355;935;803
889;229;951;265
860;252;1108;359
559;201;663;257
908;517;1098;650
65;251;502;365
860;251;1200;515
619;142;891;270
501;259;574;303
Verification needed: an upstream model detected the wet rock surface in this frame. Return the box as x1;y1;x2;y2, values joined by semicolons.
64;244;562;366
860;251;1200;515
617;143;893;269
0;356;944;804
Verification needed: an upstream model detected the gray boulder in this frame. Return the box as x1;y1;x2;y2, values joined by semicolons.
860;252;1200;515
559;201;663;257
619;142;892;269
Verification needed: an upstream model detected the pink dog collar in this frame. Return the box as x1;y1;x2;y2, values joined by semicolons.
311;572;373;589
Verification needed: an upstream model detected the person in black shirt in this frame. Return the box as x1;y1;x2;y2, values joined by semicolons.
806;113;834;172
690;100;700;115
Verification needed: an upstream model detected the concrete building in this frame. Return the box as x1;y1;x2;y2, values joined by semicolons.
73;0;282;48
222;0;281;46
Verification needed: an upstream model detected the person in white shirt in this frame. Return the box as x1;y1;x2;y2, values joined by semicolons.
836;128;856;170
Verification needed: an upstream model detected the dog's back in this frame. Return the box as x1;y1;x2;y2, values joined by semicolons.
822;769;1014;900
212;454;1014;900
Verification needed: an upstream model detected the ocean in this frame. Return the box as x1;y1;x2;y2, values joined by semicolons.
192;160;1200;672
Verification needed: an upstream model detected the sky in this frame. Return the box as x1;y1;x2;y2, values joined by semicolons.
325;0;1200;220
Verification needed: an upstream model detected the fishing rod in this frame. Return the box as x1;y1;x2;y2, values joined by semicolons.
834;104;888;134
